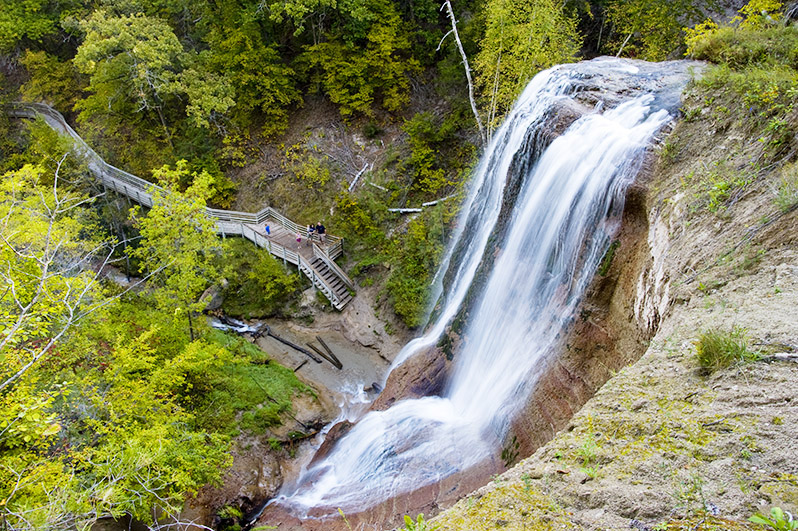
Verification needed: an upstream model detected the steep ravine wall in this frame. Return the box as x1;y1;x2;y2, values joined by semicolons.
254;62;704;530
505;167;661;462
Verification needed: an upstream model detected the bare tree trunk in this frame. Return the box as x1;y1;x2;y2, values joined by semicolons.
440;0;486;146
616;32;633;57
155;105;174;150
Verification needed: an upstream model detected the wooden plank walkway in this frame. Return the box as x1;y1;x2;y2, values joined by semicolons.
6;102;355;310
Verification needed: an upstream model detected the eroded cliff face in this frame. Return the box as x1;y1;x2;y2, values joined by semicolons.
432;83;798;530
504;172;657;461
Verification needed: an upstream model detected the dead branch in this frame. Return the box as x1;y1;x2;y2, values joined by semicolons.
348;162;369;192
440;0;485;145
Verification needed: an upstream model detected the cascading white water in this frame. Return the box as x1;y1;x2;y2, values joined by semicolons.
271;58;689;518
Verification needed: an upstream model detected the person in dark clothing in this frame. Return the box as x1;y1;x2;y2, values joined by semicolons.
316;221;326;244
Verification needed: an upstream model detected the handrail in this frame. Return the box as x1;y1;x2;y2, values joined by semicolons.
6;101;354;309
4;102;344;249
312;243;354;291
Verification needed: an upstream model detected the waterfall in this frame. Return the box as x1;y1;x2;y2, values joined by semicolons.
270;57;692;518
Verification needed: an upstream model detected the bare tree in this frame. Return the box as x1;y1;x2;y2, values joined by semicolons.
439;0;486;146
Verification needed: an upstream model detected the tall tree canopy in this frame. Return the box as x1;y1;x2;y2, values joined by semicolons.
474;0;581;133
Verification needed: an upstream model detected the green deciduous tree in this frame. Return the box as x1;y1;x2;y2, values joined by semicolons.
203;23;301;137
0;0;59;52
74;11;185;144
298;0;420;118
129;160;221;340
177;64;236;130
474;0;580;134
20;51;85;115
604;0;705;60
0;161;112;394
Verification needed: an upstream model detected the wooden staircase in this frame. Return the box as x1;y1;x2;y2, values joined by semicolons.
310;255;353;309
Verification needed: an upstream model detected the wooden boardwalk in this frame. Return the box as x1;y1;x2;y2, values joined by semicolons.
6;102;354;310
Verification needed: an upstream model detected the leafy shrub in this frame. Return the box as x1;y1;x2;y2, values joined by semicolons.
702;160;752;212
402;112;452;196
363;121;383;139
695;326;759;372
284;142;332;190
386;211;445;328
749;506;797;530
684;4;798;162
686;1;789;60
219;239;300;319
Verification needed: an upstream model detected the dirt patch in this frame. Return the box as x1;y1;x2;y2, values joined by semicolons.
228;93;408;222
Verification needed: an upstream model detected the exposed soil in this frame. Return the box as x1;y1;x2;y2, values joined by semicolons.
434;253;798;530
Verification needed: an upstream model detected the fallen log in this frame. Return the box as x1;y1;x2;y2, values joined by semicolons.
262;325;323;363
307;342;343;370
316;335;343;368
348;162;369;192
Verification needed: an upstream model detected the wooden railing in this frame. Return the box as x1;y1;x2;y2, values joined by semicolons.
6;102;343;257
312;243;354;291
6;102;350;306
